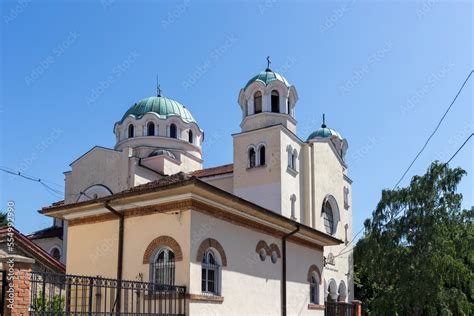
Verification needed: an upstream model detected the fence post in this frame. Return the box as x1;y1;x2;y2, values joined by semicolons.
352;300;362;316
0;254;35;316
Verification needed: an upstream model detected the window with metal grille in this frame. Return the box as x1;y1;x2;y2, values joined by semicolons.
201;250;220;295
152;249;175;286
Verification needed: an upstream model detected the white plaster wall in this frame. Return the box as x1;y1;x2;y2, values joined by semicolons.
65;147;130;204
279;133;302;220
308;140;353;302
189;211;324;316
200;174;234;193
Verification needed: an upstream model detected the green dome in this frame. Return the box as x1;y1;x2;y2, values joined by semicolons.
245;68;290;89
307;124;342;140
119;96;197;125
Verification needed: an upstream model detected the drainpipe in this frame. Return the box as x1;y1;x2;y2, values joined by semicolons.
104;202;124;314
282;223;300;316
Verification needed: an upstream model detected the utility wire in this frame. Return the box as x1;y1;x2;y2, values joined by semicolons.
444;133;473;165
393;70;473;190
334;71;474;259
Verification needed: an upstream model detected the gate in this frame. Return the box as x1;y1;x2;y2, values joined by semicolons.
29;271;186;315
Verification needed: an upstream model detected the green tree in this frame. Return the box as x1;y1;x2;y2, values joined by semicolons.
354;162;473;315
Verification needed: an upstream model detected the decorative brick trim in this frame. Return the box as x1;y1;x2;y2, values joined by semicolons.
255;241;281;258
269;243;281;258
255;240;270;254
187;293;224;303
68;198;325;252
307;264;322;283
196;238;227;267
308;303;325;310
142;235;183;264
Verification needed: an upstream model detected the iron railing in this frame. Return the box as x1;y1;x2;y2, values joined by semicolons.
29;271;186;315
325;301;355;316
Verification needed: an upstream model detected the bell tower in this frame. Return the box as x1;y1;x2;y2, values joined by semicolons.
233;59;302;219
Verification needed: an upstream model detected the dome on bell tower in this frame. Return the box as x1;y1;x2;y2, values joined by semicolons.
238;57;299;134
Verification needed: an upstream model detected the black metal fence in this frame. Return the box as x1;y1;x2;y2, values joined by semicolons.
325;301;355;316
29;271;186;315
0;270;6;314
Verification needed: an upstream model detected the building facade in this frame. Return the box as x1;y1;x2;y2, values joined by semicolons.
40;64;354;315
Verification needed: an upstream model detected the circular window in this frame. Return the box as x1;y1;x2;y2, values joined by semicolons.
259;248;266;261
271;251;278;264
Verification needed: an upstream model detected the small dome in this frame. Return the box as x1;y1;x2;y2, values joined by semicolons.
307;127;342;140
119;96;197;125
307;116;342;140
245;68;290;89
148;149;176;159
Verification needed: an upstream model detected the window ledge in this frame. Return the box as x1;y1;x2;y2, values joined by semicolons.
247;164;266;170
308;303;324;310
188;293;224;303
286;166;298;176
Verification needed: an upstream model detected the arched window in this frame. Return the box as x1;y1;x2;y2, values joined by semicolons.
310;273;320;304
128;124;134;138
249;148;256;168
287;98;291;115
188;130;193;143
271;90;279;113
170;124;177;139
254;91;262;114
322;200;335;235
147;122;155;136
50;247;61;261
202;249;220;295
258;146;266;166
152;249;175;286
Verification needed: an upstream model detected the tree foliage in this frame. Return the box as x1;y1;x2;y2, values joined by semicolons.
354;162;473;315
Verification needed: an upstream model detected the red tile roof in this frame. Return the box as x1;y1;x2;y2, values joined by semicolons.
0;227;65;273
190;164;233;178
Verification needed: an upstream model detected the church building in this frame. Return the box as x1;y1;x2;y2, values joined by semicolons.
39;62;354;315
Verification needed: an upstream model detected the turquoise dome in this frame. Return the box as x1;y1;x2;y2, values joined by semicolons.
308;124;342;140
245;68;290;89
119;96;197;124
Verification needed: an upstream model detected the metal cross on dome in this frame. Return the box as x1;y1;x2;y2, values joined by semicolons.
156;75;162;97
266;56;271;69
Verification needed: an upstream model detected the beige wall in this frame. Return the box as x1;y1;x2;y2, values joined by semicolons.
66;211;191;288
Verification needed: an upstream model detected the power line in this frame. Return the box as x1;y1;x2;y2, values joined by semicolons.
445;133;473;165
393;70;473;190
335;71;473;259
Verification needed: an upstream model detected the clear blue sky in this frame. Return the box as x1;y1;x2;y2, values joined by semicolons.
1;0;472;236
